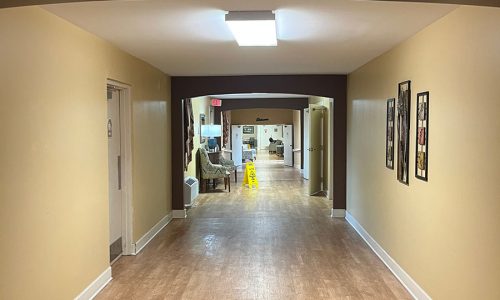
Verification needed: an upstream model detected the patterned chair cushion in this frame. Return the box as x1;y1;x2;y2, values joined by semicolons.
219;155;235;171
199;148;228;179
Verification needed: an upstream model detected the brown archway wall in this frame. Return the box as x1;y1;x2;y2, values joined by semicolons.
172;75;347;211
214;98;309;169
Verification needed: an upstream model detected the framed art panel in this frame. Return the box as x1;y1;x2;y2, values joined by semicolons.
397;80;411;185
386;98;395;169
415;92;429;181
243;125;254;134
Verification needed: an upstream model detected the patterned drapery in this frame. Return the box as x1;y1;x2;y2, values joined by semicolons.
184;98;194;171
222;111;230;148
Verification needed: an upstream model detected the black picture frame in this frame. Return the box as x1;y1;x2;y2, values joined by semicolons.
243;125;254;134
386;98;395;169
397;80;411;185
415;92;429;181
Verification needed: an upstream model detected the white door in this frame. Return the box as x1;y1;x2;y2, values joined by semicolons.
283;125;293;167
308;104;324;195
303;109;310;180
231;125;243;167
107;88;122;263
258;125;271;150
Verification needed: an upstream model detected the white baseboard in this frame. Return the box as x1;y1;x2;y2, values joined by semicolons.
172;209;187;219
74;267;112;300
331;208;346;218
345;212;431;300
133;212;172;255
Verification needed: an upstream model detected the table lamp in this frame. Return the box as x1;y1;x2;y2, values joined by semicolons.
201;124;222;152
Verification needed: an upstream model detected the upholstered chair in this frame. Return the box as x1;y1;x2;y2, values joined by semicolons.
268;139;283;153
199;148;230;191
219;154;237;182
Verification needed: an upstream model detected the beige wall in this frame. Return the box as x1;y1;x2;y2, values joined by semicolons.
309;96;331;191
293;110;301;169
185;96;211;178
231;108;293;125
347;6;500;300
0;7;171;300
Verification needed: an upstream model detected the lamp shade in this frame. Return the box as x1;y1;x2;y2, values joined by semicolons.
201;124;222;137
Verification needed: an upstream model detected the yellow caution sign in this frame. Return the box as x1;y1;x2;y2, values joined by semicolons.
243;161;258;189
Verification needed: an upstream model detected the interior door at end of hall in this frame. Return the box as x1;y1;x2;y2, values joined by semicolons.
107;88;122;262
283;125;293;167
303;109;310;180
231;125;243;167
308;104;324;195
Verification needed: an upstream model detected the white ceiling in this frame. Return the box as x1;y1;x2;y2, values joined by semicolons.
44;0;456;76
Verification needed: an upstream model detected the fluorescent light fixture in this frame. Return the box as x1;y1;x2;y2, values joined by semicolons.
225;11;277;46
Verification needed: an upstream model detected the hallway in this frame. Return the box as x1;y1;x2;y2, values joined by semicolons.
96;159;411;299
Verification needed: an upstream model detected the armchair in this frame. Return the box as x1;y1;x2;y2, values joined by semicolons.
219;154;237;182
199;148;230;192
268;139;283;153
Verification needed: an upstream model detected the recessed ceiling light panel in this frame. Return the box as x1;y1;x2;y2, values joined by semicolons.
225;11;277;47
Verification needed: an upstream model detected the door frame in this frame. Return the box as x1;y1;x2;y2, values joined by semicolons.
308;104;326;195
303;108;310;180
328;98;334;201
283;124;293;167
106;79;134;256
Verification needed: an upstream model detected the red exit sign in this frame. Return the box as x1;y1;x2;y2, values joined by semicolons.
211;98;222;107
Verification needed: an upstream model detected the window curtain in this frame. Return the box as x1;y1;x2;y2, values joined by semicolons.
222;111;230;148
184;98;194;171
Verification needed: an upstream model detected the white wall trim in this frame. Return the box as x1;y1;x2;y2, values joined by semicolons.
172;209;187;219
133;212;172;255
74;267;112;300
345;212;431;300
331;208;346;218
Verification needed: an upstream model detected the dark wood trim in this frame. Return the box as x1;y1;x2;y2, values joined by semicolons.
172;75;347;211
216;98;309;111
213;98;308;152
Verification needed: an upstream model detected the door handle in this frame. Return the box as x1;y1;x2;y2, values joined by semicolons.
117;155;122;190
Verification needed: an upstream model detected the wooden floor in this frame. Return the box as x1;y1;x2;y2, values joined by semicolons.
96;152;411;299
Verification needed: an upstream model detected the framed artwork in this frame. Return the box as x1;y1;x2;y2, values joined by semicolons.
397;80;411;185
386;98;395;169
243;125;254;134
199;113;206;143
415;92;429;181
222;111;230;147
